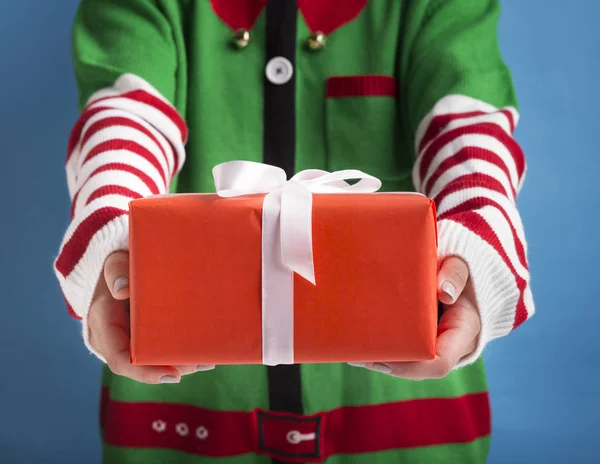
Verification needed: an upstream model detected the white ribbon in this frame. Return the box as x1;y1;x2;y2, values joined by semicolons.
213;160;382;365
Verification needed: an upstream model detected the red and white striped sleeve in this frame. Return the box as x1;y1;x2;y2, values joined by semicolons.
54;73;187;354
413;95;534;368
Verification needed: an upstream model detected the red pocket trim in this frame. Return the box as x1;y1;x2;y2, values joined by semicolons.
326;75;397;99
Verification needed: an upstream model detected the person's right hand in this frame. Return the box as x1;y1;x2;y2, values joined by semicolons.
88;251;215;384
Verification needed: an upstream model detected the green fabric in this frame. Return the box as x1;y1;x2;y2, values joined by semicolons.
72;0;187;111
72;0;519;461
398;0;518;143
301;360;487;413
320;437;491;464
103;437;490;464
177;1;267;194
295;2;413;191
106;364;270;411
103;360;487;410
103;446;270;464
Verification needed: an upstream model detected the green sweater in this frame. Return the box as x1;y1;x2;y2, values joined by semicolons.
55;1;533;462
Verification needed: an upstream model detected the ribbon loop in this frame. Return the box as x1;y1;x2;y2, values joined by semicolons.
213;160;287;197
301;169;382;193
212;161;382;365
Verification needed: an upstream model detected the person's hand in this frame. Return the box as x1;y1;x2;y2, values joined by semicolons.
350;256;481;380
88;251;215;384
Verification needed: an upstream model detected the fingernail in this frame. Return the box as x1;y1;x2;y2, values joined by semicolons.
196;365;215;372
114;277;129;294
160;375;180;384
347;362;366;368
441;281;457;302
371;363;392;375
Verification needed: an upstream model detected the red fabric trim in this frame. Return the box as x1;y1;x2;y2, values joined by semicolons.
422;146;517;199
70;161;158;219
55;207;127;278
436;176;526;269
100;388;490;461
418;110;515;154
85;90;188;143
324;394;490;455
418;123;526;185
167;137;180;175
209;0;366;36
64;298;81;320
67;106;109;162
442;212;528;330
79;163;160;199
76;112;182;177
86;185;143;207
513;293;528;329
70;182;139;233
433;173;511;206
438;194;528;271
81;117;172;176
326;75;397;99
70;191;79;220
210;0;267;31
298;0;368;35
83;140;168;187
68;87;187;165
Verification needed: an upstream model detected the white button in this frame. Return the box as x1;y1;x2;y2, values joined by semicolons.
176;423;189;436
265;56;293;85
196;426;209;440
152;420;167;433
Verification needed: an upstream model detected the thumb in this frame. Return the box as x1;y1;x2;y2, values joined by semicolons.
437;256;469;305
104;251;130;300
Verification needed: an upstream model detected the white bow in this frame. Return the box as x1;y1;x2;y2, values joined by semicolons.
212;160;382;365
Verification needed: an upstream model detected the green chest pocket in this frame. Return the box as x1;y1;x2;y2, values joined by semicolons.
325;75;414;192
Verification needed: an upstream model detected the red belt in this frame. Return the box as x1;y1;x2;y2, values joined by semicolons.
101;388;490;462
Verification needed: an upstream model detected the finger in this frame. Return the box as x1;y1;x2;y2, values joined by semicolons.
90;283;179;384
434;296;481;367
356;296;481;380
175;365;216;376
104;251;130;300
111;351;181;384
438;256;469;305
88;274;118;354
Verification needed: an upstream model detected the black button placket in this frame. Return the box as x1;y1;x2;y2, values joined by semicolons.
262;1;304;463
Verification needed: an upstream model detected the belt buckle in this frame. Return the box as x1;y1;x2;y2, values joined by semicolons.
255;409;323;462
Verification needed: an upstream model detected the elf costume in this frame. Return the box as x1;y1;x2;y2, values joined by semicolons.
54;0;534;462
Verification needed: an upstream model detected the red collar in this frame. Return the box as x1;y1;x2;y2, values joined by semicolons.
211;0;368;35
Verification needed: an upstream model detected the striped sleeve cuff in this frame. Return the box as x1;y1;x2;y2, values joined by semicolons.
413;95;534;367
438;219;534;368
55;74;187;357
57;211;129;362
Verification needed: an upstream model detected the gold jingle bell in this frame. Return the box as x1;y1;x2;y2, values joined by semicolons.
307;31;326;51
233;29;251;49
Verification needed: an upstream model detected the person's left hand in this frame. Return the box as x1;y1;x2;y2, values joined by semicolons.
349;256;481;380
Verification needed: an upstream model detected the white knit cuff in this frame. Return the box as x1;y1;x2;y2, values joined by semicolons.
55;214;130;363
436;219;526;369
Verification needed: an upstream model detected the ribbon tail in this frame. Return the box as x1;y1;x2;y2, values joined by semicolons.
262;190;295;366
280;181;316;285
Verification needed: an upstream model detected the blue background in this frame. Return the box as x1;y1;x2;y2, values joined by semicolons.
0;1;598;463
